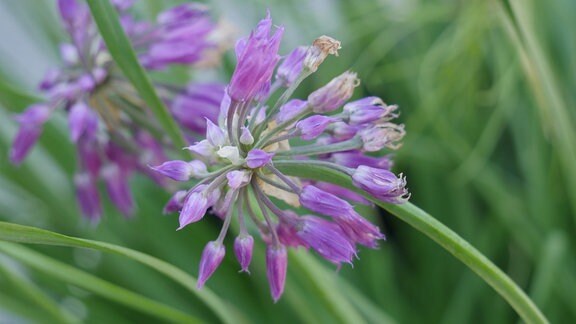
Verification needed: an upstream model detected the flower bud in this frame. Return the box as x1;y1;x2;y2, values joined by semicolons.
344;97;398;125
266;244;287;302
74;172;102;222
178;191;209;229
234;235;254;272
308;71;359;113
246;149;274;168
197;241;226;288
294;215;356;265
359;123;405;151
217;146;243;165
151;160;207;181
226;170;252;189
304;35;341;72
277;46;307;86
206;119;227;147
163;190;187;214
276;99;308;124
352;166;409;204
240;127;254;145
296;115;338;140
228;13;283;101
10;104;53;164
101;164;134;216
299;185;355;219
68;101;98;143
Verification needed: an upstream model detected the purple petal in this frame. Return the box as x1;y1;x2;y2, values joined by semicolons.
197;241;226;288
266;244;287;302
246;149;274;169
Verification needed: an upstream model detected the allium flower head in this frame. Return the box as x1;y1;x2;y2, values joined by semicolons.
154;12;409;301
9;1;224;220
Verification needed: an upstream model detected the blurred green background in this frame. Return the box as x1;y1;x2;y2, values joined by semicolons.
0;0;574;323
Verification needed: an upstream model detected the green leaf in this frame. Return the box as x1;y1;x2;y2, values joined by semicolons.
274;161;549;324
0;261;80;323
85;0;188;154
0;242;199;323
0;78;42;111
0;221;237;324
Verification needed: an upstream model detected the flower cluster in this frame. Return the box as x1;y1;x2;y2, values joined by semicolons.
10;0;224;221
153;13;409;301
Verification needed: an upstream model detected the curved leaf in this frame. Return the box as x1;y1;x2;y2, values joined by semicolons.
85;0;188;154
0;242;199;323
0;221;237;324
275;161;548;324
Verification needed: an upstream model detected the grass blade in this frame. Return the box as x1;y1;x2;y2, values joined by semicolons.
85;0;188;154
0;221;237;324
275;161;549;324
0;242;200;323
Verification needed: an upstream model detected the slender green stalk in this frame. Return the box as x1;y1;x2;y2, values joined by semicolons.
497;0;576;219
275;161;549;324
86;0;189;156
0;222;237;324
0;243;199;324
0;262;80;324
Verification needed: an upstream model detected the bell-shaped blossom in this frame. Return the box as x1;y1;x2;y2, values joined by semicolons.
266;245;287;302
228;12;284;101
234;235;254;273
352;166;409;203
246;149;274;168
197;241;226;288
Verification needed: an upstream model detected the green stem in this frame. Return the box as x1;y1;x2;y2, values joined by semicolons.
0;243;200;324
0;262;80;324
275;137;361;156
86;0;189;157
0;222;237;324
275;162;548;324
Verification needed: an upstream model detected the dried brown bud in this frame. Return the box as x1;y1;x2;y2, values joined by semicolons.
304;35;342;72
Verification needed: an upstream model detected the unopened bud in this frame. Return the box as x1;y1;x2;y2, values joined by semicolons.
304;35;341;72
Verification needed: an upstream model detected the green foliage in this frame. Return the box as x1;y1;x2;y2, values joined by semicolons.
0;0;574;323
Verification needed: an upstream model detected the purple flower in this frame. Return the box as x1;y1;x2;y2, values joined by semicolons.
154;13;407;302
74;173;102;222
266;245;287;302
299;185;356;219
139;4;218;69
151;160;206;181
171;83;224;134
226;170;252;189
276;99;309;124
246;149;274;169
68;101;98;142
282;212;355;265
163;190;187;214
234;235;254;273
9;104;52;164
336;213;385;248
344;97;398;125
352;166;409;203
9;1;224;219
296;115;338;140
228;13;284;101
179;191;210;229
101;164;134;216
308;71;359;113
276;46;307;86
197;241;226;288
239;127;254;145
359;123;405;151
